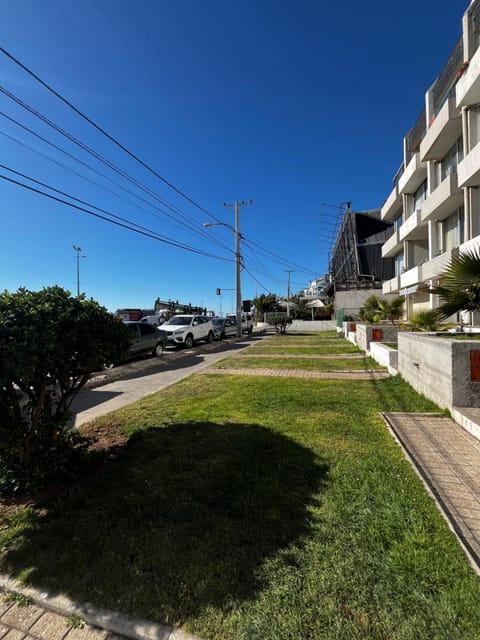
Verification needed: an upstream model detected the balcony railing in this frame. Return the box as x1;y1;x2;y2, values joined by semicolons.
431;36;463;116
406;107;426;161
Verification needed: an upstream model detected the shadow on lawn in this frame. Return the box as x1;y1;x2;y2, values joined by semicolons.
1;422;329;625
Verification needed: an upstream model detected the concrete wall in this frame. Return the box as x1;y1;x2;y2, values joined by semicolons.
334;290;396;315
342;321;358;338
356;324;400;353
369;342;398;374
290;320;336;332
398;333;480;409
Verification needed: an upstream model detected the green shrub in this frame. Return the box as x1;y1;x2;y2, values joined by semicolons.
0;286;131;492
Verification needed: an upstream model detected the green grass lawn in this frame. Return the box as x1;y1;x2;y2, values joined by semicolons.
211;355;384;370
0;334;479;639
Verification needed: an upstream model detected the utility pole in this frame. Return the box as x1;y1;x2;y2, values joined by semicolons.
72;245;86;297
224;200;253;337
285;269;294;317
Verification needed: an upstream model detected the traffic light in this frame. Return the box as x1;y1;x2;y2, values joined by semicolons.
216;288;221;295
242;299;251;312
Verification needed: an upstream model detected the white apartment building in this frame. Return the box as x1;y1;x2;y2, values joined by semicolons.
381;0;480;320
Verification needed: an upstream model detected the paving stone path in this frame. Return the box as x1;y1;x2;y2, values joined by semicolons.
0;599;125;640
234;353;366;359
383;412;480;573
201;367;390;379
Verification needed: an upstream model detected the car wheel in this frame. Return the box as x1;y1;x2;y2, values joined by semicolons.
184;334;194;349
221;331;225;340
153;342;163;357
206;331;214;343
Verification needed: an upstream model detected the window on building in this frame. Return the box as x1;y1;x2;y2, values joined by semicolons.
394;210;403;230
440;138;463;182
413;180;427;211
440;207;464;252
395;253;404;276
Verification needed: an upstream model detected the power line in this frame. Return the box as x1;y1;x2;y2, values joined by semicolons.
0;118;233;254
0;90;224;244
0;45;225;225
0;171;233;262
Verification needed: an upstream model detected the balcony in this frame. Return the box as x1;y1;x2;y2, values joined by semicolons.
422;249;457;281
382;228;402;258
398;152;427;195
380;184;401;221
400;265;422;289
421;173;464;222
456;46;480;107
382;275;400;294
399;209;427;242
458;143;480;187
419;98;462;161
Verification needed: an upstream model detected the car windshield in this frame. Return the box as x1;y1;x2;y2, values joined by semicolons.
166;316;192;326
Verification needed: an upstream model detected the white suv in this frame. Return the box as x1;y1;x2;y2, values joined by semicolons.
161;314;215;348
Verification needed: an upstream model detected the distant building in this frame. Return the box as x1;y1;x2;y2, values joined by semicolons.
330;207;395;289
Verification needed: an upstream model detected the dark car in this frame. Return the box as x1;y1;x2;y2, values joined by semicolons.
123;321;168;358
211;317;238;340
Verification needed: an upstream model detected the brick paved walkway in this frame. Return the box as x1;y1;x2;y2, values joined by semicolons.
234;353;366;359
383;412;480;573
0;599;125;640
201;367;390;379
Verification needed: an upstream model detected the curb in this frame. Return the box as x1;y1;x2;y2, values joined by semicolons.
0;573;203;640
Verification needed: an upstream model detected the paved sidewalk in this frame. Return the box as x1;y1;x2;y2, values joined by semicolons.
0;598;123;640
383;412;480;574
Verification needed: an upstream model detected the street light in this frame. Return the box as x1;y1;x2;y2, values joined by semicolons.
72;245;86;297
203;200;252;337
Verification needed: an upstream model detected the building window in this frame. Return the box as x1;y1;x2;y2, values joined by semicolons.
394;211;403;230
440;207;464;252
440;138;463;182
395;253;404;276
413;180;427;211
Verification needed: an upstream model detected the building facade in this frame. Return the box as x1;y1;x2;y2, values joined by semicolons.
381;0;480;320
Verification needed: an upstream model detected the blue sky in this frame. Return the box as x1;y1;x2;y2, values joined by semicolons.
0;0;466;314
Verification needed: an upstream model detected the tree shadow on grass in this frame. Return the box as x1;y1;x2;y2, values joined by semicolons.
1;422;329;626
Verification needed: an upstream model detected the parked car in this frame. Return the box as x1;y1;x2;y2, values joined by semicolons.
211;317;238;340
123;321;168;357
225;313;253;335
140;314;167;326
161;314;215;348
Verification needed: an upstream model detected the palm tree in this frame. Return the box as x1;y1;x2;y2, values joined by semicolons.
428;248;480;320
411;309;440;332
375;297;405;325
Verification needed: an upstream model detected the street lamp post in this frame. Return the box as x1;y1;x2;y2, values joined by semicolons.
203;199;252;337
72;245;86;297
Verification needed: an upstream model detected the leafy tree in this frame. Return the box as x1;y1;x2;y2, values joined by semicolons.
252;293;277;319
267;315;292;334
0;286;132;491
427;248;480;319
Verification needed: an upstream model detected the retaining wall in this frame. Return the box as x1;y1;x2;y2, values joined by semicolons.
398;332;480;409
